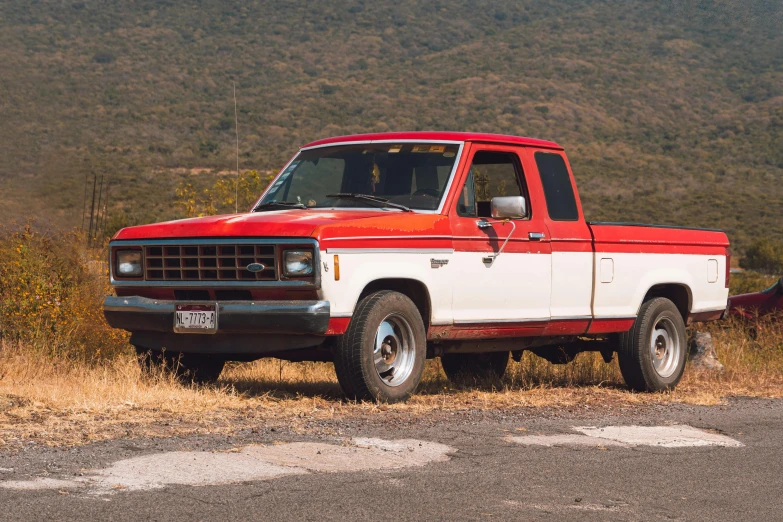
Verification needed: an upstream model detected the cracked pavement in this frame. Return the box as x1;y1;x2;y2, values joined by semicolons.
1;397;782;521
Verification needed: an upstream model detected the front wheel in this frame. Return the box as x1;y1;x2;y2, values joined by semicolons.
333;291;426;403
617;297;687;392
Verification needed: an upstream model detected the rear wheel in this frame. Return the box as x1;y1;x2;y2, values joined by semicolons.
441;352;509;382
135;346;225;384
333;291;426;403
617;297;687;392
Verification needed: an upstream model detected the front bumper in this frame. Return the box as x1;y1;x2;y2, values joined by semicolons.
104;296;331;335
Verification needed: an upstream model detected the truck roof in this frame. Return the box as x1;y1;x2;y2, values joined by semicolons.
302;132;563;150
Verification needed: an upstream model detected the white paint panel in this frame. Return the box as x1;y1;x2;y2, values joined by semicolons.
450;251;551;322
592;252;729;318
707;259;719;283
319;250;455;324
550;252;593;319
599;258;614;283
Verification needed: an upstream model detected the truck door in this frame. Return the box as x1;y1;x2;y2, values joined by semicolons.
523;148;594;336
448;145;552;331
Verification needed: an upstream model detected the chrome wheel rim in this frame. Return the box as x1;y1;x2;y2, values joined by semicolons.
373;313;416;387
650;317;681;378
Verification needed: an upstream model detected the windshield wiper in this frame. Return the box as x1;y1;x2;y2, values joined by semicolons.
252;201;307;212
326;193;412;212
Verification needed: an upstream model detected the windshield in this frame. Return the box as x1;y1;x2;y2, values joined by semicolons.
258;142;461;211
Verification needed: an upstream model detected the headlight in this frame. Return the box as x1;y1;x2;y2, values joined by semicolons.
283;250;313;277
116;250;143;277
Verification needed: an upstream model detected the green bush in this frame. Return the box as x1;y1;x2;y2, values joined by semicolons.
740;239;783;274
729;271;779;296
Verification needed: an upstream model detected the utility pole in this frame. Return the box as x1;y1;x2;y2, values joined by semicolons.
101;182;111;240
87;174;97;247
94;174;104;243
81;172;89;232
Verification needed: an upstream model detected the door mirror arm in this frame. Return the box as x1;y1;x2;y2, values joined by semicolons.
478;219;516;265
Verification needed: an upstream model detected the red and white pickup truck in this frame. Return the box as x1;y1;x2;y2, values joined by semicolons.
105;132;730;402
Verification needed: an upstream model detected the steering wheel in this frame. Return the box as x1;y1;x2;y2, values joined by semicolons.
412;188;440;198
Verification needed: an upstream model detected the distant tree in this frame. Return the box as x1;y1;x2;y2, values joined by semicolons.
175;170;274;218
740;239;783;274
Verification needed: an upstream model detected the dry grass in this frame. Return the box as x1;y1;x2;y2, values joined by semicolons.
1;227;781;449
2;314;781;449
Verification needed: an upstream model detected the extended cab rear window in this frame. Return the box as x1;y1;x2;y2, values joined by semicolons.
534;152;579;221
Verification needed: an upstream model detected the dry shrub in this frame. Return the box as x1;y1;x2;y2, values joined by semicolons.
689;313;783;395
0;223;131;360
1;226;782;448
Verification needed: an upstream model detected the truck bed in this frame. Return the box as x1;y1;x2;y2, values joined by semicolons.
587;222;730;324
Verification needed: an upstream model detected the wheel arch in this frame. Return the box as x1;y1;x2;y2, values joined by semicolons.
358;278;432;328
639;283;692;322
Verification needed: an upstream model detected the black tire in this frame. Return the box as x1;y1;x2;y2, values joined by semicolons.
134;346;225;385
441;352;509;382
618;297;687;392
333;291;426;403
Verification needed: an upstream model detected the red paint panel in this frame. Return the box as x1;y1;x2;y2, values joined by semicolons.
542;319;590;336
114;288;320;301
590;224;729;256
428;323;547;340
729;282;783;318
447;143;553;257
688;310;724;324
595;244;728;255
325;317;351;335
322;236;452;250
451;237;551;254
303;132;562;151
548;239;593;253
587;318;635;334
518;147;594;253
114;210;393;241
318;214;453;249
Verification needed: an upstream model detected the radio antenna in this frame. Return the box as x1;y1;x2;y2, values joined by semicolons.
233;81;240;213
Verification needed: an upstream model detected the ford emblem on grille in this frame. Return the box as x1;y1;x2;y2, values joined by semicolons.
246;262;265;273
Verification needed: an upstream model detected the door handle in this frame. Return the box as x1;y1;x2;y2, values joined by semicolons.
529;232;545;240
476;219;493;229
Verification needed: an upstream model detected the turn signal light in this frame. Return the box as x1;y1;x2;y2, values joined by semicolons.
334;255;340;281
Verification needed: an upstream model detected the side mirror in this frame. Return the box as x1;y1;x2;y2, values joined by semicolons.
491;196;526;219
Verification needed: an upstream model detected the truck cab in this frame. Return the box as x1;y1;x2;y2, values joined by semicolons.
105;132;730;402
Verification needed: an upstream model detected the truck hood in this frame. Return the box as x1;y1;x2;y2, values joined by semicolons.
112;209;438;240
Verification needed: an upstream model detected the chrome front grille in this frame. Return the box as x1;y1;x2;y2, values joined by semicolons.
143;244;277;281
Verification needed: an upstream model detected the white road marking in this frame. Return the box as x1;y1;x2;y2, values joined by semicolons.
505;434;626;447
250;438;452;472
507;425;743;448
0;478;83;491
0;438;454;493
504;499;628;513
574;425;744;448
92;450;304;491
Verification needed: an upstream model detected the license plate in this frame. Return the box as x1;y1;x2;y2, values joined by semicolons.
174;303;218;334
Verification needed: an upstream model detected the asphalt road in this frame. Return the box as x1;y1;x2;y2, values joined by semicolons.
1;397;782;521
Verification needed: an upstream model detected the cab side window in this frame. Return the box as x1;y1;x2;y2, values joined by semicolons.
457;151;526;218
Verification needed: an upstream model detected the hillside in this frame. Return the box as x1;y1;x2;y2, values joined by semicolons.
0;0;781;249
